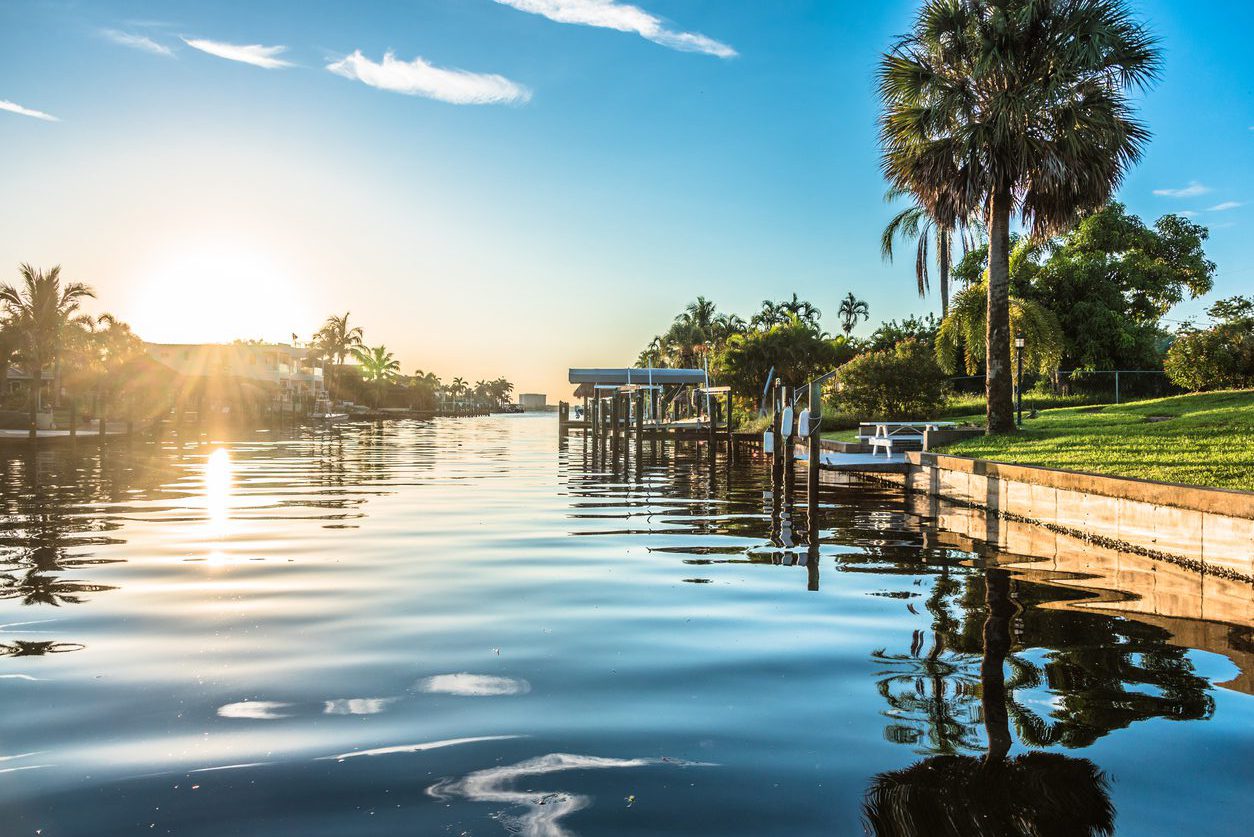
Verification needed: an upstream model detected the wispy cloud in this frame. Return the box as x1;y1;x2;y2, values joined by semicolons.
1177;210;1200;218
0;99;58;122
327;51;531;105
1152;181;1210;198
101;29;173;56
182;38;293;69
494;0;736;58
1208;201;1243;212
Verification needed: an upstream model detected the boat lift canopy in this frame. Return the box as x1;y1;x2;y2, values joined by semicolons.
570;368;707;398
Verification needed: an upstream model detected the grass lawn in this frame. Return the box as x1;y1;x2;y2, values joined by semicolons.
939;390;1254;491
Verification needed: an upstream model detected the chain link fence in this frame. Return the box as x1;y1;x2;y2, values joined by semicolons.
945;370;1178;411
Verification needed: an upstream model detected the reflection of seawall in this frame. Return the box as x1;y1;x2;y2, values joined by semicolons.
907;492;1254;696
886;453;1254;580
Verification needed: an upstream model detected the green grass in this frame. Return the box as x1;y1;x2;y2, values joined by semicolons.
938;390;1254;491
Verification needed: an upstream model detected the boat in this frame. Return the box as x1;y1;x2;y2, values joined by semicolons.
309;394;349;422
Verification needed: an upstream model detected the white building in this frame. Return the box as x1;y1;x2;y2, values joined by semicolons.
144;342;324;401
518;393;547;411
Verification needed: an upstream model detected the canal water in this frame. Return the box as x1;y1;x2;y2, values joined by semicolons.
0;414;1250;836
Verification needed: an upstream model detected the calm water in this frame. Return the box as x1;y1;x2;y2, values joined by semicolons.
0;414;1250;836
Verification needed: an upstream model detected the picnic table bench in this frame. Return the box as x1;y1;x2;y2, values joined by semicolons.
859;421;956;457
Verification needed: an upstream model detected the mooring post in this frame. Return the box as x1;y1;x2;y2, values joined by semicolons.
782;386;795;503
610;392;621;465
807;377;823;538
590;396;600;466
724;392;734;464
706;389;717;468
770;381;784;494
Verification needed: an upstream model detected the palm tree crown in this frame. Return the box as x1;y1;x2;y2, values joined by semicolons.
878;0;1160;432
0;265;95;425
838;293;870;336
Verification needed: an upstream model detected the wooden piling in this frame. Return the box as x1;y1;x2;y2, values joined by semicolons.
610;392;621;465
807;379;822;529
634;389;644;472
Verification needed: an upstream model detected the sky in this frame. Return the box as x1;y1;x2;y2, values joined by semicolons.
1;0;1251;399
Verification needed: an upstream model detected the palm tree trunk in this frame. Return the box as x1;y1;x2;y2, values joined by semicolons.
27;355;40;440
986;189;1015;433
937;228;951;318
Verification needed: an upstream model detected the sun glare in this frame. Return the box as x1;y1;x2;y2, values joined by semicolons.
127;242;313;344
205;447;233;543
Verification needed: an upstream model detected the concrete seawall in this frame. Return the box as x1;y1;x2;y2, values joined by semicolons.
893;452;1254;581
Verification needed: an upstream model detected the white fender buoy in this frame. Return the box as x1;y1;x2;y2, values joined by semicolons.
797;409;810;438
781;406;794;436
763;431;774;454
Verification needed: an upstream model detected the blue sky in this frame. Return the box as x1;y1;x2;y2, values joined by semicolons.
1;0;1250;397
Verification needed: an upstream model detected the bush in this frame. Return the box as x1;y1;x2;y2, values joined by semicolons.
836;339;947;419
1163;327;1254;391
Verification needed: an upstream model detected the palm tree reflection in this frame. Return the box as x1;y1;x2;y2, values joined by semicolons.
0;639;85;657
865;567;1115;836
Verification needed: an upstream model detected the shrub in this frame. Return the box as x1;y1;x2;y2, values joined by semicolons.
1164;296;1254;392
836;339;947;419
1163;327;1254;391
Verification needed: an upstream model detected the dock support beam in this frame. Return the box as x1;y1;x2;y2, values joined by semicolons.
634;390;644;474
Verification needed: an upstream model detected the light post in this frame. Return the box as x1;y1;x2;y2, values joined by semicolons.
1014;333;1025;427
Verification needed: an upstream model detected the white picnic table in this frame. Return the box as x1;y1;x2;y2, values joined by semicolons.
862;421;956;457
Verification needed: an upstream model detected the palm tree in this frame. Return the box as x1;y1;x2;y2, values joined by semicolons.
313;312;364;401
878;0;1160;432
837;292;870;336
0;265;95;436
0;317;20;406
882;188;978;318
449;377;468;407
935;286;1064;379
682;296;718;336
352;345;399;407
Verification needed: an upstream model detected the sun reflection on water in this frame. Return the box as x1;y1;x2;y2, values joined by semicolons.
204;447;233;563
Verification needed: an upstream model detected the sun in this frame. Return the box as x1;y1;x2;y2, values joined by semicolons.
125;240;314;345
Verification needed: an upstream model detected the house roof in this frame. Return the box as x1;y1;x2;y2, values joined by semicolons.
568;367;709;398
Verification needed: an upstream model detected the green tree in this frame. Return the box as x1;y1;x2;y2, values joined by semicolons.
1032;205;1214;369
1163;296;1254;391
718;316;851;400
352;345;400;407
879;0;1161;432
836;339;947;420
866;314;941;353
0;265;96;435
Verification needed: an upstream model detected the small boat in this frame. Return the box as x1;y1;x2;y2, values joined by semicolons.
309;395;349;422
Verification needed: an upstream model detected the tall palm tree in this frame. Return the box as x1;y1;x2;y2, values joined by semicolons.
352;344;399;407
878;0;1160;432
682;296;718;337
0;265;95;436
882;188;985;318
449;377;468;406
838;292;870;336
313;312;364;401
